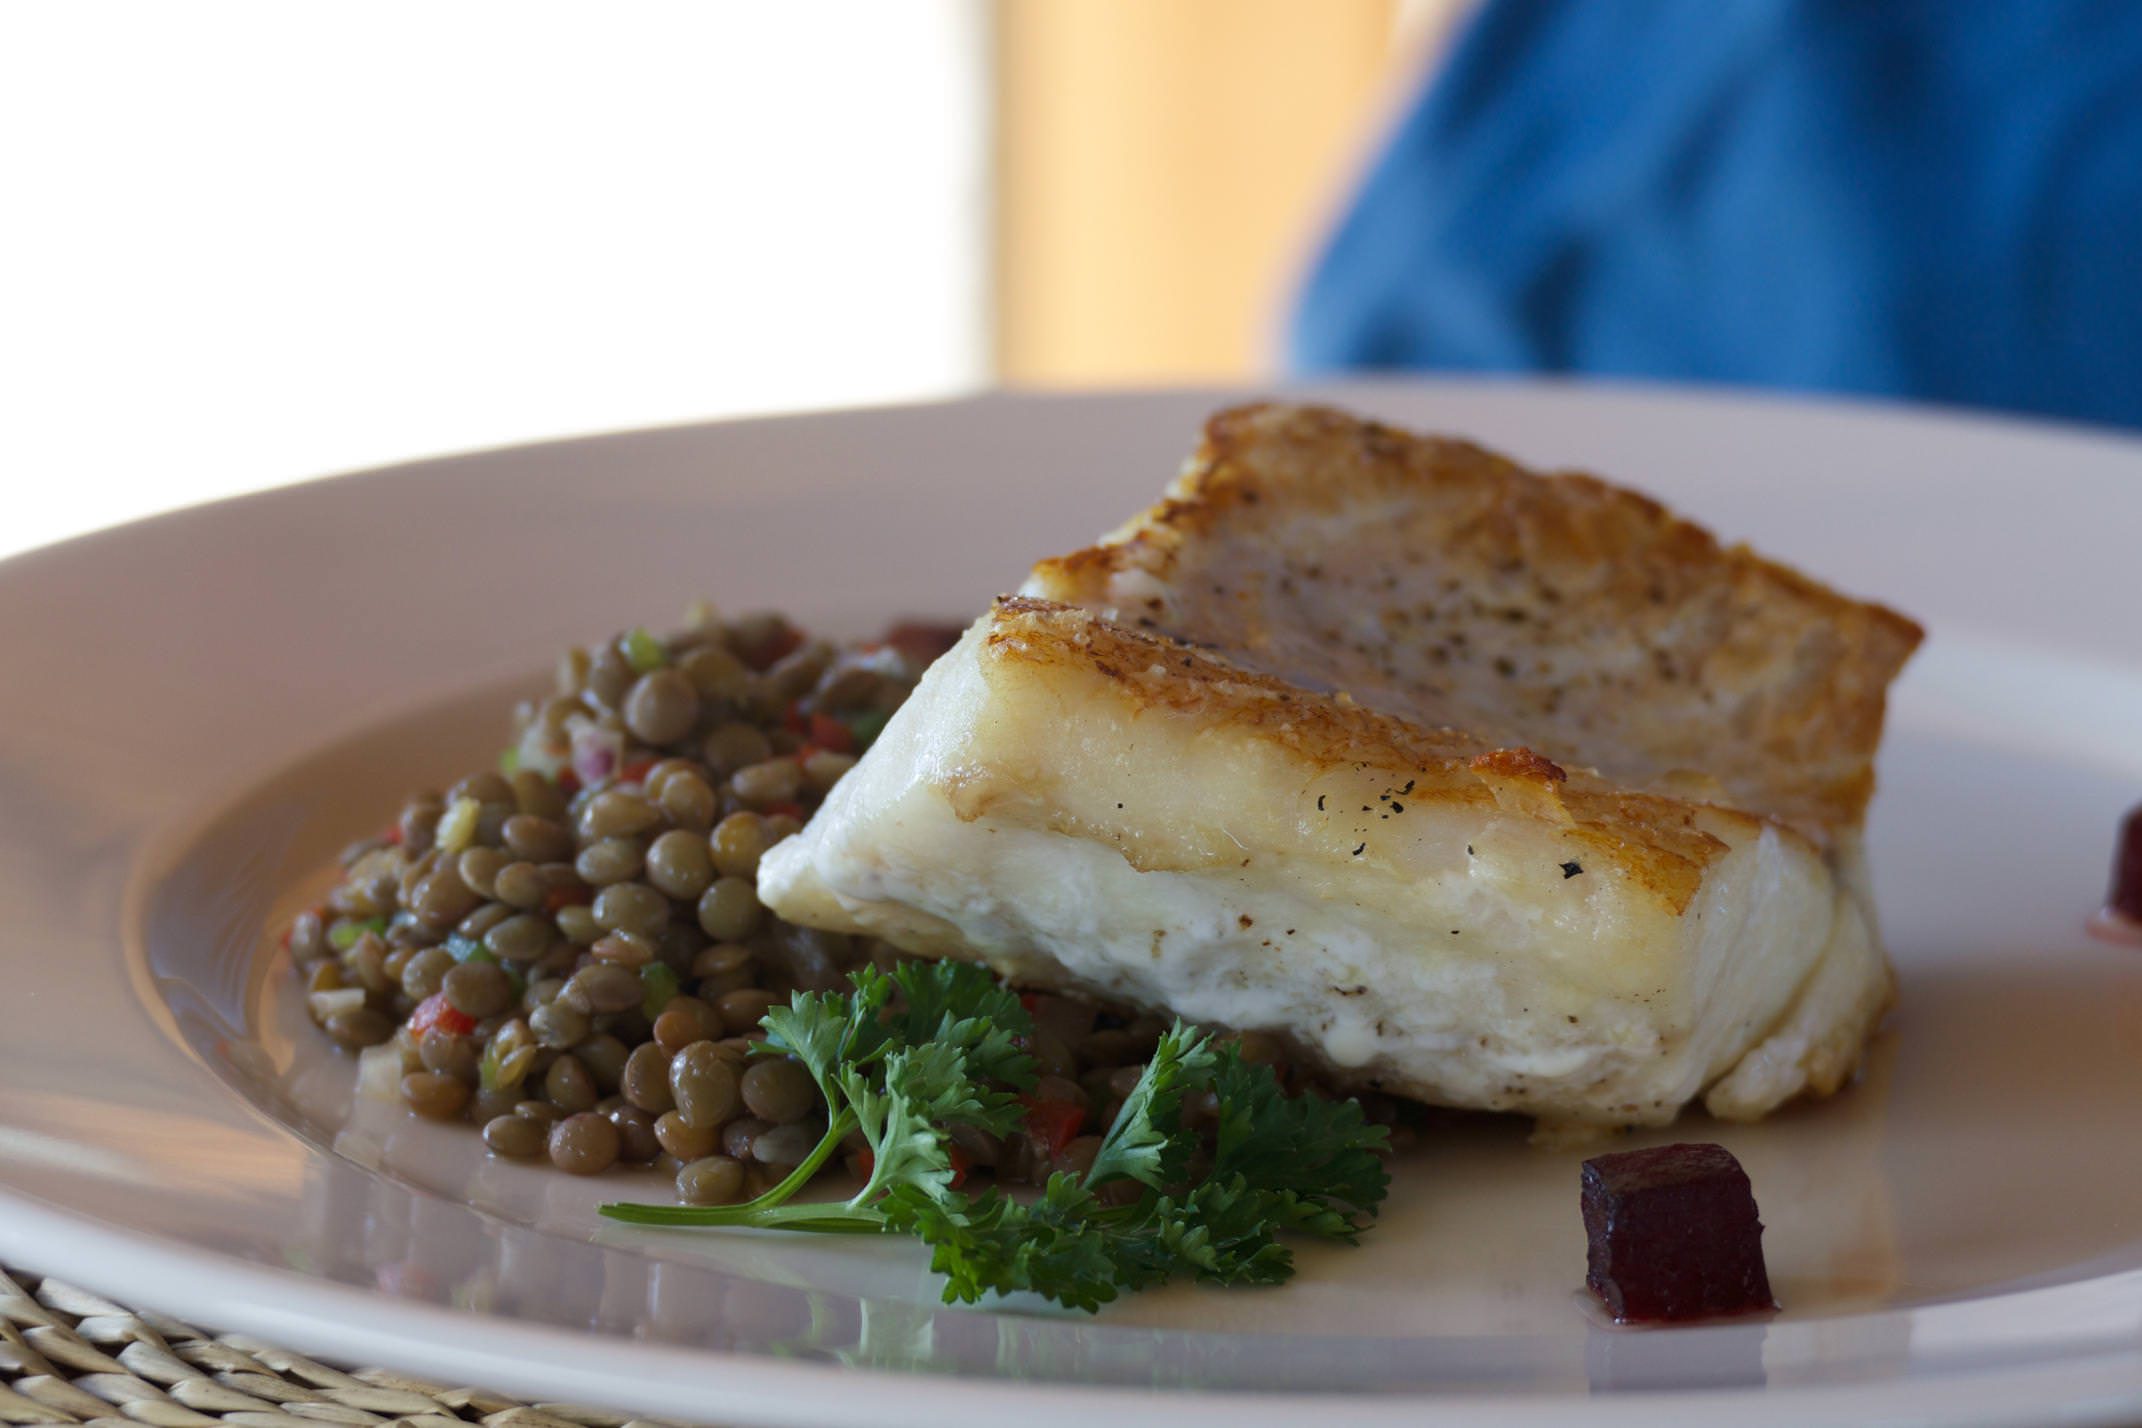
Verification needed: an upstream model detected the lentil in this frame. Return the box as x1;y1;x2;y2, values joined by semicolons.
751;1121;821;1169
646;830;715;900
548;1112;621;1174
457;846;510;900
543;1053;598;1113
624;669;701;746
721;1116;770;1161
652;997;720;1054
324;1008;395;1049
401;1072;470;1121
483;1113;546;1159
577;1033;631;1092
502;815;573;863
418;1029;478;1083
575;836;645;887
658;772;718;832
580;789;661;841
696;877;762;942
621;1042;675;1112
730;757;803;808
491;861;547;910
529;1000;590;1049
607;1103;663;1163
740;1058;816;1125
676;1155;748;1206
656;1111;720;1162
669;1042;743;1130
594;881;670;941
563;962;643;1016
715;987;782;1035
400;946;456;1003
589;931;654;968
443;960;513;1020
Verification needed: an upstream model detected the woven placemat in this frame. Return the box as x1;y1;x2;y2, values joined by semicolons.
0;1267;698;1428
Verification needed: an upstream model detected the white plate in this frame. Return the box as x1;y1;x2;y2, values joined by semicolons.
4;381;2141;1428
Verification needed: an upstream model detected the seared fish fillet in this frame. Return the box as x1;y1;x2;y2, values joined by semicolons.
760;404;1923;1130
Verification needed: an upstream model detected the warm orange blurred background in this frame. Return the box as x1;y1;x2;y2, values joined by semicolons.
995;0;1459;384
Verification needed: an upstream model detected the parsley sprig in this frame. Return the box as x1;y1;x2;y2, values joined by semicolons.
600;962;1390;1311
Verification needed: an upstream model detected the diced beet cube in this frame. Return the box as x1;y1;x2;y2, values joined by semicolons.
1580;1142;1774;1323
2109;805;2142;923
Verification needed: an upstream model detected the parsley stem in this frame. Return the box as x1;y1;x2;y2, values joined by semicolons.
597;1108;862;1229
737;1108;859;1214
597;1199;886;1231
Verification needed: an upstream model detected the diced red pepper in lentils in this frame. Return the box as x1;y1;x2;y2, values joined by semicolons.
409;992;475;1039
1021;1095;1088;1161
807;713;854;753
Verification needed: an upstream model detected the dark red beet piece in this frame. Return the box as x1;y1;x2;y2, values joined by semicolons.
2108;805;2142;924
1581;1142;1774;1323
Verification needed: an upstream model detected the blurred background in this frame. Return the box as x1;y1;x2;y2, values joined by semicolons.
0;1;1456;559
9;0;2141;559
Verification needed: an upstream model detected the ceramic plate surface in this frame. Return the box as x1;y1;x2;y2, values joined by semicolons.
4;382;2141;1427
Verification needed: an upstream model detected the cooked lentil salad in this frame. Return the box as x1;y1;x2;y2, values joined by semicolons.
282;608;1409;1212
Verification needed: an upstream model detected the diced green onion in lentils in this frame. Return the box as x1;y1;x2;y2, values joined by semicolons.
327;916;387;951
845;708;892;750
623;627;667;674
640;963;680;1019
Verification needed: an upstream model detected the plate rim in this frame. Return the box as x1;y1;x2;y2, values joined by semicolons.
7;377;2142;1425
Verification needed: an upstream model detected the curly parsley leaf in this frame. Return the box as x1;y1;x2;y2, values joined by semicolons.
1121;1175;1296;1288
603;968;1394;1312
884;1177;1130;1313
884;959;1036;1090
844;1053;959;1205
1083;1021;1218;1189
1208;1042;1390;1238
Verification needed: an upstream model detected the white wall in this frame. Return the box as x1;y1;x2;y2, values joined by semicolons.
0;2;989;557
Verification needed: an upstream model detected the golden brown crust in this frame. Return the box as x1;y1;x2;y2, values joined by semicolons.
1025;402;1924;839
985;595;1737;912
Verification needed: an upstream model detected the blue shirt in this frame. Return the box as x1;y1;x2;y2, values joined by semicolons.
1290;0;2142;429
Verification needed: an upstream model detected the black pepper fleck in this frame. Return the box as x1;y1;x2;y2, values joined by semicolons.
1561;860;1584;879
1351;842;1366;857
